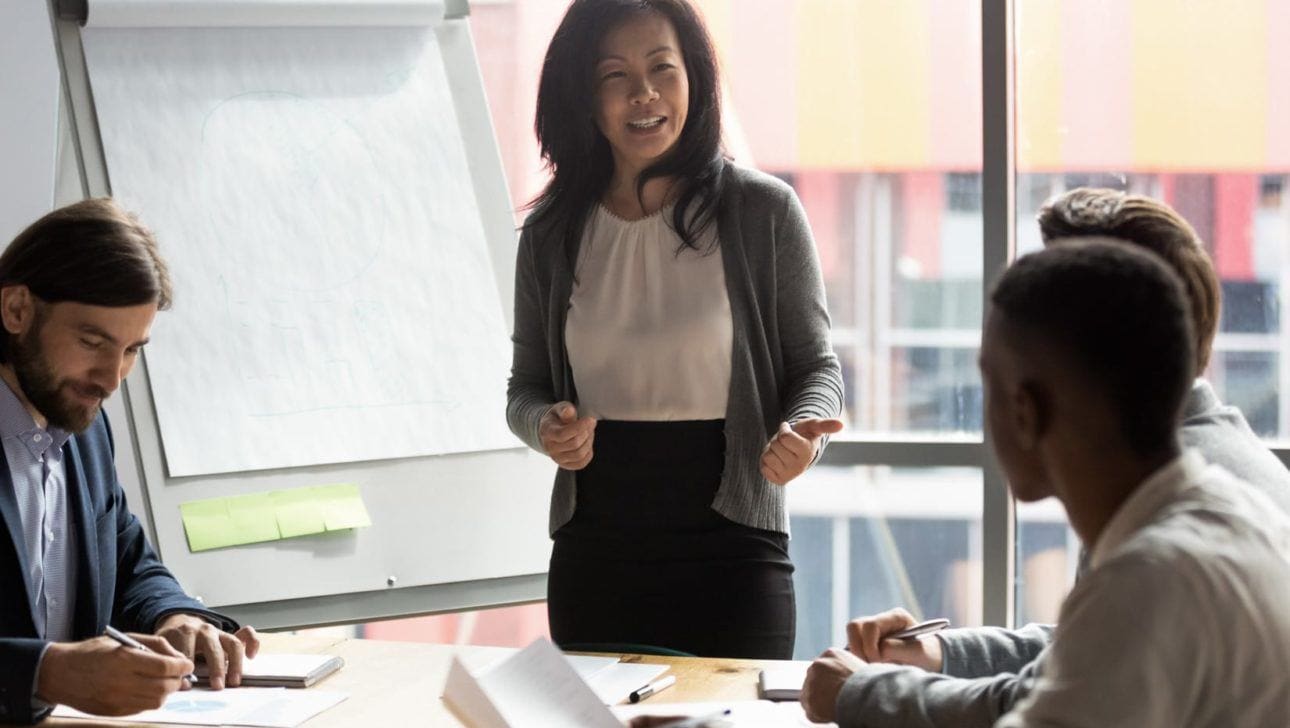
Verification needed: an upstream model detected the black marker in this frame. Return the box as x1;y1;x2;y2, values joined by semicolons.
629;674;676;703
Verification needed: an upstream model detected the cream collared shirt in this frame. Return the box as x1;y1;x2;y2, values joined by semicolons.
997;450;1290;728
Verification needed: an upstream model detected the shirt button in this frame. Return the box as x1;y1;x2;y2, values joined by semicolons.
33;433;43;442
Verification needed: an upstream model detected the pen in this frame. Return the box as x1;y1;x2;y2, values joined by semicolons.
629;674;676;703
889;618;950;640
104;625;196;686
658;708;732;728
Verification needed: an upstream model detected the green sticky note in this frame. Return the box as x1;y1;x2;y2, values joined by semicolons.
179;499;237;552
181;484;369;552
226;492;281;544
319;484;372;531
273;489;327;538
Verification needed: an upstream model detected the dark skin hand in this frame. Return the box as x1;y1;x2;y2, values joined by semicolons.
801;647;865;724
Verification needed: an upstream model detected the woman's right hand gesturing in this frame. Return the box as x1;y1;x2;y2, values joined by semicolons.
539;401;597;470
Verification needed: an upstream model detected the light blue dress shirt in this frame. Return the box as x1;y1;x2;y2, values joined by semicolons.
0;380;76;644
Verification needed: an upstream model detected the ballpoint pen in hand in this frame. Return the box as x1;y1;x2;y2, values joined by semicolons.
104;625;197;686
888;618;950;640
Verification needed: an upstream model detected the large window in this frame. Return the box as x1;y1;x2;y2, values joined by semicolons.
361;0;1290;656
1014;0;1290;615
788;467;982;658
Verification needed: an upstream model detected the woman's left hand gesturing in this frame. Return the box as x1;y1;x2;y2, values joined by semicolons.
760;418;845;485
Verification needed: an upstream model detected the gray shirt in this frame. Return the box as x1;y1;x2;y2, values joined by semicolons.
507;161;844;535
836;379;1290;727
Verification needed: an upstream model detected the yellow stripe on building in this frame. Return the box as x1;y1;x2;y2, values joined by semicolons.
1016;0;1063;170
798;0;931;169
1132;0;1266;169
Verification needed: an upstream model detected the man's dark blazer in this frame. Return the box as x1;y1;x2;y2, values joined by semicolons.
0;412;236;724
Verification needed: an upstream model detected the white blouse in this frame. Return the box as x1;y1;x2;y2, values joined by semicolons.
565;204;732;421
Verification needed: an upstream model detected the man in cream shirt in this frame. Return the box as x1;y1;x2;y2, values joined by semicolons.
802;239;1290;727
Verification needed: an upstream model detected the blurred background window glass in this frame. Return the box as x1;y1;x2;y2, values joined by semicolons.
1014;0;1290;623
788;467;983;659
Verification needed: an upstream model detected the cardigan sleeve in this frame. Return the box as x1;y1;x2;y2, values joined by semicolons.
771;187;845;445
506;225;556;454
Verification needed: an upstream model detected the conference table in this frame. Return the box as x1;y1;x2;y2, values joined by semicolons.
44;632;809;727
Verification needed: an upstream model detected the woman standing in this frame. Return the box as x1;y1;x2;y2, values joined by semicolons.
506;0;843;659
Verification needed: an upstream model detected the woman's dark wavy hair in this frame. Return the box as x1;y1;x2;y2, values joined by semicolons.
525;0;726;268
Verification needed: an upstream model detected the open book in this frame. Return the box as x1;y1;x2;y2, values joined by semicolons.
442;638;625;727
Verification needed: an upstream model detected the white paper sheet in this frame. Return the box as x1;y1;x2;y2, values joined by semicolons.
583;662;670;706
52;687;347;727
613;700;836;727
443;639;623;728
82;19;517;475
482;651;670;706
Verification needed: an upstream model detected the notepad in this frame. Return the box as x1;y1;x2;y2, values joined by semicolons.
757;661;811;701
195;654;344;688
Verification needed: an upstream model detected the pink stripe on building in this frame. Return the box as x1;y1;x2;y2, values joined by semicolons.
795;171;842;275
727;0;799;171
1268;0;1290;168
928;0;982;170
902;172;946;277
1214;175;1257;280
1060;0;1134;172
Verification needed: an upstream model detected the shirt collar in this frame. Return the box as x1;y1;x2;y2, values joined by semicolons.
1088;449;1207;569
1183;378;1220;420
0;377;72;459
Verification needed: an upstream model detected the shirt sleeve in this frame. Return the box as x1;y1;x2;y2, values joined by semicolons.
835;659;1042;728
937;623;1055;677
30;643;52;717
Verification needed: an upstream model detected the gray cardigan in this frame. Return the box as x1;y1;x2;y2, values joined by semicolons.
506;161;844;536
834;379;1290;728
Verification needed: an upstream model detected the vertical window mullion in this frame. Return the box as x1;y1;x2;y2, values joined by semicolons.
981;0;1016;628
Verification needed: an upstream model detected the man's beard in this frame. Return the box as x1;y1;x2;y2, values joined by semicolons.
10;328;107;434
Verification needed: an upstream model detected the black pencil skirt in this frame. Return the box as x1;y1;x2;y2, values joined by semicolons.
547;419;796;659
